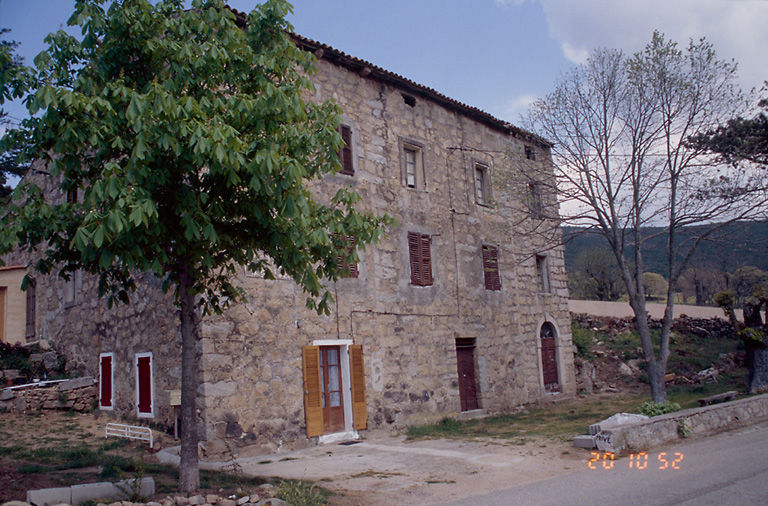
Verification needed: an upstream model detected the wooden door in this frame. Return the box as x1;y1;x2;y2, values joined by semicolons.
456;339;479;411
320;346;345;433
540;323;560;392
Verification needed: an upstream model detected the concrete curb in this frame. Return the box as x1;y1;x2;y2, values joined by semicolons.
594;393;768;455
26;477;154;505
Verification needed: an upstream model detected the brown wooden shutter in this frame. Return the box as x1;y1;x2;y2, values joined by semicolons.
408;232;421;284
137;355;152;414
25;279;36;341
339;125;354;176
349;345;367;430
420;234;432;285
346;236;359;278
482;245;501;290
100;355;112;408
408;232;433;286
302;346;323;437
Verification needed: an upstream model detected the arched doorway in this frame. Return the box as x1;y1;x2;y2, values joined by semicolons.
540;322;560;392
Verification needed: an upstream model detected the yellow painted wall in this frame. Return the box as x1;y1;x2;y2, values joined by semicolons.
0;266;28;345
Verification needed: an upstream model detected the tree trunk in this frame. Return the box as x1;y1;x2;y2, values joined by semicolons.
749;347;768;393
178;261;200;493
647;359;668;403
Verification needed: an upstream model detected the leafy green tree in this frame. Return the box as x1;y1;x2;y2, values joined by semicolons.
641;272;668;301
731;265;768;305
0;28;31;203
568;247;625;301
688;87;768;168
526;32;768;402
0;0;390;492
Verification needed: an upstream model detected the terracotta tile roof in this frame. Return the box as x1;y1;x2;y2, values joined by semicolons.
227;7;551;148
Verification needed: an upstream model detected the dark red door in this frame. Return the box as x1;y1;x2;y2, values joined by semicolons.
456;339;479;411
137;355;152;414
540;323;560;392
320;346;344;433
100;354;112;408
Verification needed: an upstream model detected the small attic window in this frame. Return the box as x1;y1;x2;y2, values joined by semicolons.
402;93;416;107
525;145;536;160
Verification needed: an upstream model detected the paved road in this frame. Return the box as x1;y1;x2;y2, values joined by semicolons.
448;421;768;505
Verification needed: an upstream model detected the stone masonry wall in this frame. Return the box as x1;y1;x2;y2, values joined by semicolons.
3;47;574;451
196;56;575;448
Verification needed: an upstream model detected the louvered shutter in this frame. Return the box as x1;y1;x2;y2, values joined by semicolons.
349;345;367;430
420;234;433;285
302;346;323;437
346;236;359;278
25;279;36;340
482;245;501;290
137;355;152;414
339;125;354;175
100;354;112;408
408;232;421;284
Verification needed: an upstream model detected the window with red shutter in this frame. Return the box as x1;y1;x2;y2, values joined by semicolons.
136;352;153;417
99;353;113;409
482;245;501;290
337;234;359;278
408;232;433;286
339;125;354;176
25;278;36;342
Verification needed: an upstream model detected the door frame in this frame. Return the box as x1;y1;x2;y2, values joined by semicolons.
455;337;480;411
535;317;562;394
312;339;356;441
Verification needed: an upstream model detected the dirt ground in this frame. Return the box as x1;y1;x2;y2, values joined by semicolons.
0;409;588;505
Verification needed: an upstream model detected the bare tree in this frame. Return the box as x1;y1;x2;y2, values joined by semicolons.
526;31;768;402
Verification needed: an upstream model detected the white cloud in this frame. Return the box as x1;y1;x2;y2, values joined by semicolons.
499;93;539;122
494;0;527;6
536;0;768;91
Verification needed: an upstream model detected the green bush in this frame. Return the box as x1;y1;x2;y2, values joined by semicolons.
638;401;681;417
570;323;595;358
276;480;326;506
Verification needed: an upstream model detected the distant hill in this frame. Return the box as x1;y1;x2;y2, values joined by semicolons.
563;221;768;275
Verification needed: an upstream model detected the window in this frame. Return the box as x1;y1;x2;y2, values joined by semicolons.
64;270;80;306
481;245;501;291
25;278;36;342
536;255;550;293
301;344;367;437
408;232;433;286
99;352;114;410
338;124;354;176
136;352;153;417
525;145;536;160
527;182;544;218
402;142;424;190
474;163;489;205
66;187;78;204
336;234;359;278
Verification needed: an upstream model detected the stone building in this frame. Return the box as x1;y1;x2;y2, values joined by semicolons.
2;31;574;449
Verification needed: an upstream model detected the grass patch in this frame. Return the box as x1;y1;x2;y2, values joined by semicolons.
275;479;329;506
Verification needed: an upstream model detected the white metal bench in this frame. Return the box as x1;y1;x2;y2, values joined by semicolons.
105;422;153;448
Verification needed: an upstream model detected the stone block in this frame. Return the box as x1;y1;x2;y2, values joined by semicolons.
71;482;120;504
27;487;72;506
57;377;95;391
0;389;13;401
572;435;596;449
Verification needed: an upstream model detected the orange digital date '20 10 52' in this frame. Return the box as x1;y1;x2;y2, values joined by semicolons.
587;451;684;470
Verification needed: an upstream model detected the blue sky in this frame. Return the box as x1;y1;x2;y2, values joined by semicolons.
1;0;767;128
